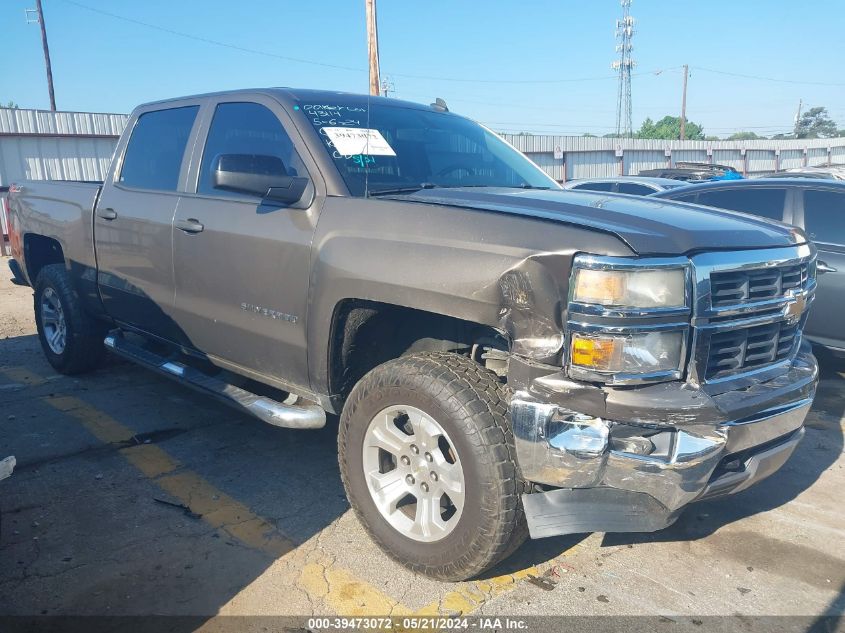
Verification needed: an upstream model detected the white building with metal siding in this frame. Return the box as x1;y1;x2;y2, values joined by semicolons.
0;107;127;186
503;134;845;181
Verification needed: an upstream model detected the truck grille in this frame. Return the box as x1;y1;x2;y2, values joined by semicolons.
710;263;807;308
705;320;799;380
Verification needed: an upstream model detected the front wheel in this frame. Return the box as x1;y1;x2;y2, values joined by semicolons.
338;352;526;581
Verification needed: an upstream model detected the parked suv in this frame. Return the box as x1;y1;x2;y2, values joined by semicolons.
653;179;845;356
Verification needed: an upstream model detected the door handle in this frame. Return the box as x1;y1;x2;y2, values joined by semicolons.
817;260;837;274
97;207;117;220
175;218;204;234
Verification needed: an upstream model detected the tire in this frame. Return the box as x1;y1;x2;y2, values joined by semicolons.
338;351;527;581
34;264;105;375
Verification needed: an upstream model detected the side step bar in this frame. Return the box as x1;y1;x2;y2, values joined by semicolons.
104;333;326;430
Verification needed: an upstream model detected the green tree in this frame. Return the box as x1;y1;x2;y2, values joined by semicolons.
635;115;704;140
796;107;838;138
3;100;19;109
727;131;763;140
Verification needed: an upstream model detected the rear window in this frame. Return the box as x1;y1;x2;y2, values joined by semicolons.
572;182;615;192
803;189;845;245
119;106;199;191
695;188;786;222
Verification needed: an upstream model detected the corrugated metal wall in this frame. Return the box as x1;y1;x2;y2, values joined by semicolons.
0;108;126;137
506;134;845;181
0;108;127;186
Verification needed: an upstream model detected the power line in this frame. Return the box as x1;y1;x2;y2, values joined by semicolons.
57;0;680;86
693;66;845;87
58;0;365;72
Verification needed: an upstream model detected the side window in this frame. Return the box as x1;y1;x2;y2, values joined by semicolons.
617;183;655;196
572;182;615;192
695;188;786;222
669;192;698;203
119;106;199;191
198;102;307;197
803;189;845;245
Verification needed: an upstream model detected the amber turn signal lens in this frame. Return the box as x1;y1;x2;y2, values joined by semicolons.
571;335;618;370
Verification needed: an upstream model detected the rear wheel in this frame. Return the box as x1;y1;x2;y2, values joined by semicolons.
34;264;105;374
339;352;526;581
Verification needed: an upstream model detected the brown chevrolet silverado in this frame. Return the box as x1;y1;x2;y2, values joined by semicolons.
6;89;819;580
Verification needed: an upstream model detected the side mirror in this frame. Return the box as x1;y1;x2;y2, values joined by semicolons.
212;154;309;204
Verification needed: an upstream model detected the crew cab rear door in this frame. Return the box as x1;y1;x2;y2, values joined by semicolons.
171;96;322;389
95;102;201;341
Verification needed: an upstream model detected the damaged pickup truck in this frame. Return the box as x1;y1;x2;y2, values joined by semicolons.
6;89;818;580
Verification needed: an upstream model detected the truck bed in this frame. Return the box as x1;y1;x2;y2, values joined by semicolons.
8;180;102;286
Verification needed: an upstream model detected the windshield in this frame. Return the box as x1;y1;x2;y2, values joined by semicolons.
298;101;560;196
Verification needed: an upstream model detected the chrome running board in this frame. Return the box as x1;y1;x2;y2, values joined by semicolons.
104;333;325;430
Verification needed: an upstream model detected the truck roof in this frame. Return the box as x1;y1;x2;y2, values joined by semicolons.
137;87;441;114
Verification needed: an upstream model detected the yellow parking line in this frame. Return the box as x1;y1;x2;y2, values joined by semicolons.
414;541;584;616
300;560;412;616
4;363;584;615
44;393;296;557
0;366;47;387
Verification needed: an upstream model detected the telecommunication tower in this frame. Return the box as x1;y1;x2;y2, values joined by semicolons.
612;0;636;137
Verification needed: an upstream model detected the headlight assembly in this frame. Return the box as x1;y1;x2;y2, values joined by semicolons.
572;268;687;309
567;255;691;384
570;331;684;375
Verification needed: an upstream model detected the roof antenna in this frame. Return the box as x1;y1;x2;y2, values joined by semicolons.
364;90;372;198
430;98;449;112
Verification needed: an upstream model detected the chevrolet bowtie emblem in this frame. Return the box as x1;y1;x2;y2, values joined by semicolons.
783;292;806;324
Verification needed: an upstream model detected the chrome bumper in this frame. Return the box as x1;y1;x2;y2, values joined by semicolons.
512;349;817;539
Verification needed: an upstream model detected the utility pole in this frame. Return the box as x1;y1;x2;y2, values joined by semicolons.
679;64;688;140
365;0;381;96
31;0;57;111
793;98;803;138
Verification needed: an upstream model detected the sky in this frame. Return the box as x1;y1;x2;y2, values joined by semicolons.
1;0;843;138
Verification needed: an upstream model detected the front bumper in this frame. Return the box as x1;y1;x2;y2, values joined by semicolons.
511;345;818;539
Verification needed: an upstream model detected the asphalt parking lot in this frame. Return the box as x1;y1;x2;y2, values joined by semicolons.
1;261;844;623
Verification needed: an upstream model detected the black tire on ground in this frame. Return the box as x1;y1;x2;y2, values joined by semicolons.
34;263;106;375
338;351;527;581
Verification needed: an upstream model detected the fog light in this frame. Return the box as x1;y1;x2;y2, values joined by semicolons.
546;411;609;457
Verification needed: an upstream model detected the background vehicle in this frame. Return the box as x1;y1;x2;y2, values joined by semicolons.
640;161;743;182
561;176;684;195
653;179;845;357
761;166;845;181
7;89;818;581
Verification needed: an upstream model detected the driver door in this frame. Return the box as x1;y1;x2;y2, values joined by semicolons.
171;98;321;388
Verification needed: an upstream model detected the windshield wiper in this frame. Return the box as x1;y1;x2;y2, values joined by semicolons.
516;184;551;190
367;183;438;196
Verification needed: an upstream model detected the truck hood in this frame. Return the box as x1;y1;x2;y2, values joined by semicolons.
385;188;807;256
